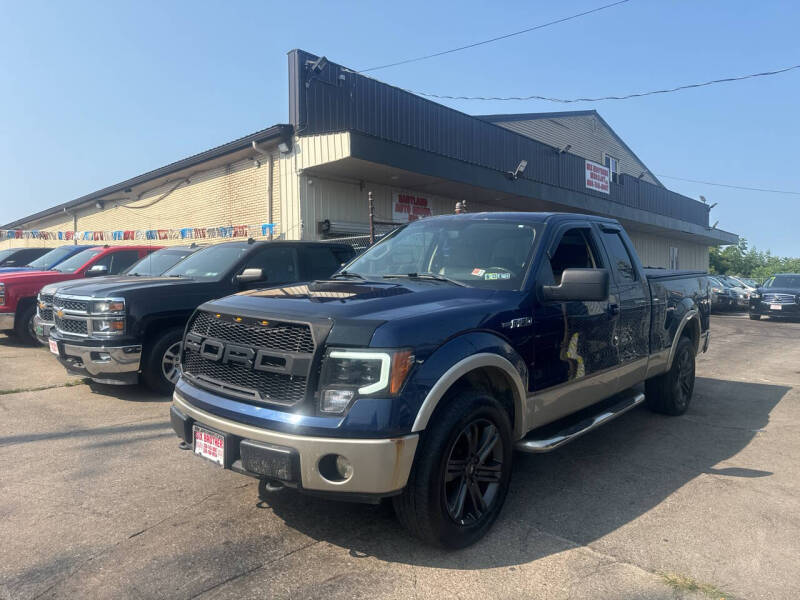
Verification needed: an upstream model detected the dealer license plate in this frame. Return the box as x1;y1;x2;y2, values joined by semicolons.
193;426;225;466
49;339;59;355
770;304;782;311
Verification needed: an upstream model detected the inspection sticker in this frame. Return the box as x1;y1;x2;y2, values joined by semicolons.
471;268;485;277
485;272;511;280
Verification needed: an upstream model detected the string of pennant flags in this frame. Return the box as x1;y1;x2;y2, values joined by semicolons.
0;223;275;242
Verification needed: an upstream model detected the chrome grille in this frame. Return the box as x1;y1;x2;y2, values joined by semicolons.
763;293;796;304
38;307;53;321
182;311;316;406
53;297;89;313
55;315;88;335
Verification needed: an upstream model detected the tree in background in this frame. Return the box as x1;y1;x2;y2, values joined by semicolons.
710;238;800;281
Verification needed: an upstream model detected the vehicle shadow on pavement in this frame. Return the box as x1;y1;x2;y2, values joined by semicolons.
85;381;172;403
261;376;787;568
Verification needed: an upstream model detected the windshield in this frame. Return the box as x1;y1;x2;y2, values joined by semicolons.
342;218;540;290
162;244;249;280
27;246;77;270
125;248;195;276
764;275;800;289
51;248;102;273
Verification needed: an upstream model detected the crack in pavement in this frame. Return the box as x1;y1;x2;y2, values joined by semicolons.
188;539;324;600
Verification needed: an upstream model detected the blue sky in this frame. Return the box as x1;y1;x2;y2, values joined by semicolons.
1;0;798;255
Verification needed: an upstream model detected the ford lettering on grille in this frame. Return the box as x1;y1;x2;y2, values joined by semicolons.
181;311;315;406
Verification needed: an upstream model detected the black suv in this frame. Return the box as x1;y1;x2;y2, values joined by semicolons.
48;240;355;393
749;273;800;319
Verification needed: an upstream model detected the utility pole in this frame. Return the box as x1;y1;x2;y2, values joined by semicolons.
368;190;375;245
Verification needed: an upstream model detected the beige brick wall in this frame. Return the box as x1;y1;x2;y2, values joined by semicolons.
1;151;281;250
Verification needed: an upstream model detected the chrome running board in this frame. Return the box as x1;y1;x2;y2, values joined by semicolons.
515;389;646;454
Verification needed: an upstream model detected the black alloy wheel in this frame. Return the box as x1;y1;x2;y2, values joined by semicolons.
444;419;504;526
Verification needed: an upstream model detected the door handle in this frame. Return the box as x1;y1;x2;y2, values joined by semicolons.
608;303;620;316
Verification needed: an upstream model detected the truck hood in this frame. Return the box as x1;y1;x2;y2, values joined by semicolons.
759;287;800;296
0;270;78;286
43;276;200;298
207;279;522;352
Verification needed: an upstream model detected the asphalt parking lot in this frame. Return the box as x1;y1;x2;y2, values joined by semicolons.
1;313;799;600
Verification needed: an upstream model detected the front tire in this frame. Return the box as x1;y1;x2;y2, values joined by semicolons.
393;388;513;549
14;303;38;346
645;335;695;416
142;327;184;395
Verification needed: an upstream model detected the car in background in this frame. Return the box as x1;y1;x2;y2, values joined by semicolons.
0;245;161;344
47;240;355;394
0;245;91;274
708;276;743;311
0;247;51;269
749;273;800;320
34;245;202;343
718;275;757;308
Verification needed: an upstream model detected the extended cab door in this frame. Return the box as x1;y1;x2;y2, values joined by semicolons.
595;225;650;377
530;222;619;425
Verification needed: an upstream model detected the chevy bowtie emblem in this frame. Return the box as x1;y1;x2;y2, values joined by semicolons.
56;309;64;318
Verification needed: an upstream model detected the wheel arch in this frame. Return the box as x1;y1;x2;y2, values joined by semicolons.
668;309;701;368
411;353;527;440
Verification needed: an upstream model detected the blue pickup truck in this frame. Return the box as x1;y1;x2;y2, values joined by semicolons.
170;212;710;548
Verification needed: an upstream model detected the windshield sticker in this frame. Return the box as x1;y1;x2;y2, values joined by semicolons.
471;268;485;277
484;272;511;280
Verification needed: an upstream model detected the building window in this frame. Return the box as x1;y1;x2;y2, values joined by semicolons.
604;154;619;184
669;247;679;270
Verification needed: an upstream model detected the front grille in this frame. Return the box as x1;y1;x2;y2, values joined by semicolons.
190;311;314;353
39;293;53;306
39;307;53;321
182;311;316;406
54;297;89;313
182;352;308;405
55;315;88;335
763;293;796;304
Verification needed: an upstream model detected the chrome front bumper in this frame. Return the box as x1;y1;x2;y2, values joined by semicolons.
172;392;419;495
33;315;53;344
0;311;14;330
56;341;142;384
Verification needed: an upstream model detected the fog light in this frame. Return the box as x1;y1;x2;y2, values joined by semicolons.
321;389;355;413
335;455;353;480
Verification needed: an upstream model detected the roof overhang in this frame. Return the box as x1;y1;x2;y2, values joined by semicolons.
2;124;293;229
304;131;736;246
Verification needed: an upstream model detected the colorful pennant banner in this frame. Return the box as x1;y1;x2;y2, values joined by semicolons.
0;223;275;242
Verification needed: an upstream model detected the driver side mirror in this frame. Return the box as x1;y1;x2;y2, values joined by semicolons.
86;264;109;278
542;268;609;302
237;267;266;284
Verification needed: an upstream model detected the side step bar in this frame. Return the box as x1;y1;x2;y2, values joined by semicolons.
515;390;646;454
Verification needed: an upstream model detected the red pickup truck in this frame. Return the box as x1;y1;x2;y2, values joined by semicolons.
0;245;160;344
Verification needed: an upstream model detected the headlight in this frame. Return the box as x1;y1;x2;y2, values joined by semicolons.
93;318;125;335
318;348;414;414
93;299;125;313
0;283;5;306
750;292;761;299
711;287;722;294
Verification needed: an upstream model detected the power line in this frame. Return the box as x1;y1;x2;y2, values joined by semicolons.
657;174;800;196
409;63;800;102
358;0;631;73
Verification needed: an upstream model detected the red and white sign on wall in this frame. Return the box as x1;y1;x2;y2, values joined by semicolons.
585;160;610;194
392;192;432;223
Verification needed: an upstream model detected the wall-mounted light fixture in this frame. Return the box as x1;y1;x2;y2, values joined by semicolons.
278;141;291;154
95;200;105;210
507;160;528;180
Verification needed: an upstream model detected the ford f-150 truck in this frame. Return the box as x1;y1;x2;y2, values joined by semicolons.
0;245;160;344
47;241;355;393
169;213;710;548
35;245;202;344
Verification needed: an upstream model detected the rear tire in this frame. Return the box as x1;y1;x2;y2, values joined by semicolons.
13;303;37;346
749;313;761;320
645;336;695;416
393;388;513;549
142;327;184;395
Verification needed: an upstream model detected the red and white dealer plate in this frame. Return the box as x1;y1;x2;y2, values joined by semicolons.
49;339;59;355
193;426;224;467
